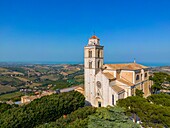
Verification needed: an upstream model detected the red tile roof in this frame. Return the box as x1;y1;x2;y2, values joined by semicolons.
117;78;134;86
90;35;99;39
104;63;148;70
112;85;125;93
103;72;115;80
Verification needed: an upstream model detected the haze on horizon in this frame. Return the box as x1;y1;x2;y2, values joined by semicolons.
0;0;170;65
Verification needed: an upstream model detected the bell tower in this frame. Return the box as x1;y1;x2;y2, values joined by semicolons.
84;35;104;106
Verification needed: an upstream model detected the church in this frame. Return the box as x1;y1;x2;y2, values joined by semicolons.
84;35;152;107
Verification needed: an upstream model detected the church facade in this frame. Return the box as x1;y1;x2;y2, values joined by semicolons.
84;35;152;107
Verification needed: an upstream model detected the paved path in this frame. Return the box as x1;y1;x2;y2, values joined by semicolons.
60;86;79;93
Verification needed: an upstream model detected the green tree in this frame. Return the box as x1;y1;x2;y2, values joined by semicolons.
147;93;170;107
117;96;170;128
0;91;85;128
135;89;144;97
150;72;170;93
0;103;18;113
88;106;140;128
37;106;96;128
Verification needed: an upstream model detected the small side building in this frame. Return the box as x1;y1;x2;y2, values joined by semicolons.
74;86;84;95
21;91;54;104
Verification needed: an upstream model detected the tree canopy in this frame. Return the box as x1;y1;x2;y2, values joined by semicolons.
0;91;85;128
135;89;144;97
150;72;170;93
37;106;96;128
0;103;18;113
117;95;170;128
88;106;140;128
147;93;170;107
37;106;139;128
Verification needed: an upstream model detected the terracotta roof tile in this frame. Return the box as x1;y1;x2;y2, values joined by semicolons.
103;63;148;70
103;72;115;80
117;78;134;86
112;85;125;93
90;35;99;39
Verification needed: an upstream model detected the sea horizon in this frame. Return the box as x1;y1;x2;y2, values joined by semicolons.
0;61;170;67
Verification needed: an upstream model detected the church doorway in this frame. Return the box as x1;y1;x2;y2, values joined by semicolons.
95;97;102;107
98;101;101;107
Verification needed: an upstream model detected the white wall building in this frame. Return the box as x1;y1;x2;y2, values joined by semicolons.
84;35;152;107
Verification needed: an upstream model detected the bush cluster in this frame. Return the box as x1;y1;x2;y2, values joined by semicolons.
0;91;85;128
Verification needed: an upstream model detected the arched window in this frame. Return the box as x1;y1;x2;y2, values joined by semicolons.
89;51;92;57
101;50;103;57
136;75;139;80
98;50;100;57
98;60;100;68
89;62;92;69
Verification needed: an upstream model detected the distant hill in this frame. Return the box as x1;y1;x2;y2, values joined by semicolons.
150;66;170;74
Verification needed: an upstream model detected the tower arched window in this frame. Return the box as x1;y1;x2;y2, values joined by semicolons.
89;51;92;58
89;62;92;69
136;75;139;80
98;50;100;57
98;60;100;68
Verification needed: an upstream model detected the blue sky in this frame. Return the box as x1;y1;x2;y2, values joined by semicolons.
0;0;170;64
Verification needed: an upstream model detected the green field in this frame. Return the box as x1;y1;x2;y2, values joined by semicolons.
0;85;17;94
0;91;23;102
0;76;24;87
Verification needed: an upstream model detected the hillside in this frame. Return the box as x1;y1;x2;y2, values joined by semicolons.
0;63;84;102
150;66;170;74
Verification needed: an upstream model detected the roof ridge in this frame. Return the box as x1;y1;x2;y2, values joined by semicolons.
103;63;148;70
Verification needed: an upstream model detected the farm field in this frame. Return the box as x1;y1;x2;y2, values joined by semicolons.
0;85;17;94
0;64;84;102
0;91;23;102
